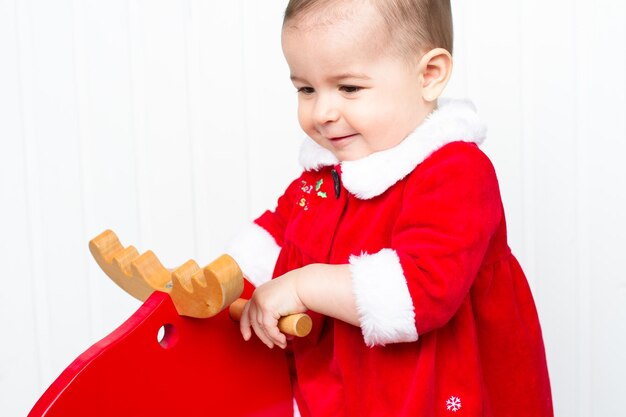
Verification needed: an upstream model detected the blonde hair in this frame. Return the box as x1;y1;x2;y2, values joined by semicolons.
284;0;453;56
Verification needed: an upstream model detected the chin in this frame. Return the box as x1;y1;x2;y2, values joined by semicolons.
318;140;371;162
334;150;370;162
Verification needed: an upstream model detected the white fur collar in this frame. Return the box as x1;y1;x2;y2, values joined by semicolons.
298;98;487;200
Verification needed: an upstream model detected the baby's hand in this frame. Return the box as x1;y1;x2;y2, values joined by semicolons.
240;270;307;349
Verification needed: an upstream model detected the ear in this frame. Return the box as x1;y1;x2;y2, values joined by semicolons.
418;48;453;102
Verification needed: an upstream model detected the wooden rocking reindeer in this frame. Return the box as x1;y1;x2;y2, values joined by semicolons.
29;230;312;417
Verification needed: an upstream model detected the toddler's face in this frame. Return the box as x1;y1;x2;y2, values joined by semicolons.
282;3;432;161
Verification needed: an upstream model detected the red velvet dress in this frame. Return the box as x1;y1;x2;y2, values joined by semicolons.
229;99;553;417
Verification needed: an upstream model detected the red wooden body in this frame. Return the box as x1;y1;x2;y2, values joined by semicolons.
29;291;293;417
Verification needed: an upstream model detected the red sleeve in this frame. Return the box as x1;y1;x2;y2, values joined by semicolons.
254;175;303;247
393;142;503;335
227;174;304;287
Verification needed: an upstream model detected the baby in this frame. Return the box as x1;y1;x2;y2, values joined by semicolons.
228;1;553;416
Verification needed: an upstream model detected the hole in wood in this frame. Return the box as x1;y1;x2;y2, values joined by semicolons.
157;324;178;349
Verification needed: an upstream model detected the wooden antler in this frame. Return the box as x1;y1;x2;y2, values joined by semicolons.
90;229;243;318
89;230;312;337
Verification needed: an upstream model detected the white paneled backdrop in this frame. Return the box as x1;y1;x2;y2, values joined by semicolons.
1;0;624;415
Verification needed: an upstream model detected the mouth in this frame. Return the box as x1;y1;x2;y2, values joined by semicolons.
329;134;357;142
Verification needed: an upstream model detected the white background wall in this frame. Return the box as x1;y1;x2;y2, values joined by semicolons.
1;1;624;416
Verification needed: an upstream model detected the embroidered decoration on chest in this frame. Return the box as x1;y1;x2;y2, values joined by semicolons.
297;178;328;211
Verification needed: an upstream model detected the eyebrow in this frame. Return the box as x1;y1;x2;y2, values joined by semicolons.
290;73;372;83
330;73;371;82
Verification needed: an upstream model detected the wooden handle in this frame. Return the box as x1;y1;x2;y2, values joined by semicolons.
229;298;313;337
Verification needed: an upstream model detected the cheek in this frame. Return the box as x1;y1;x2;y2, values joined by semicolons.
297;101;314;131
341;98;368;124
344;100;381;131
351;98;409;147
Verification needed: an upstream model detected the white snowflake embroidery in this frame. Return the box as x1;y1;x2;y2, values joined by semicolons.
446;396;462;412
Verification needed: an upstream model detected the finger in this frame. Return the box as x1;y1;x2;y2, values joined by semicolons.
251;317;274;349
250;306;274;348
263;316;287;349
239;301;252;341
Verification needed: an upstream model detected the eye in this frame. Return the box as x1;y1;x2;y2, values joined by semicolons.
339;85;362;93
297;86;315;95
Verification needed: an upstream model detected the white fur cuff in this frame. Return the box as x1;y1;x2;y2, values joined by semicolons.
349;249;418;346
226;223;281;288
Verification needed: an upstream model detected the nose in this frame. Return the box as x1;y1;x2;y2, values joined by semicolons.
313;93;340;126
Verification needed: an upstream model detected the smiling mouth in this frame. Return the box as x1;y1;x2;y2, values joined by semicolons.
329;134;356;141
